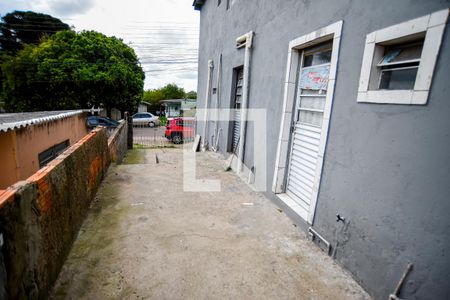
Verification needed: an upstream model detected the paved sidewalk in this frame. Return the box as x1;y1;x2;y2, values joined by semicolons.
50;148;370;299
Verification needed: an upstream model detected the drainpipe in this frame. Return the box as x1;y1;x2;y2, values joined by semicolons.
213;54;222;151
389;263;413;300
201;59;214;151
236;31;254;173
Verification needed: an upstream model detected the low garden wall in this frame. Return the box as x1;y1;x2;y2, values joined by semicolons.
108;120;128;164
0;123;128;299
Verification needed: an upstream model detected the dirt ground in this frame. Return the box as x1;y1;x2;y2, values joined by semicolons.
50;148;371;300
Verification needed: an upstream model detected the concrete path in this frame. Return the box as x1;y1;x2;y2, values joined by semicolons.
50;148;370;300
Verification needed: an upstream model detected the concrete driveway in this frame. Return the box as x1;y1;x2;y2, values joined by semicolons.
50;148;370;299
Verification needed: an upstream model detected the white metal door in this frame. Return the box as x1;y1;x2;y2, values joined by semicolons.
286;42;332;221
232;68;243;152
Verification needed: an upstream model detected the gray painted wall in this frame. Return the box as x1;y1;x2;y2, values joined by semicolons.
195;0;450;299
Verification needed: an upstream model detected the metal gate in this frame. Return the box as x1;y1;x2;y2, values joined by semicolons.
232;68;244;152
286;41;333;220
132;113;168;147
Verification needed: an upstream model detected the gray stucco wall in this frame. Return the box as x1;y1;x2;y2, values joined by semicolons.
195;0;450;299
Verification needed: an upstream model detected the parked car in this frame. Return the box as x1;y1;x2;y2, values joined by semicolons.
164;117;195;144
132;112;160;127
87;116;120;129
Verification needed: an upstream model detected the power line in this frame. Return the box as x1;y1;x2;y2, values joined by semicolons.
0;23;70;28
0;25;199;36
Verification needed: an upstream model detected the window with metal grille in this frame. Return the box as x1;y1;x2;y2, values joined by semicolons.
377;40;424;90
38;140;69;168
296;41;332;128
357;9;448;105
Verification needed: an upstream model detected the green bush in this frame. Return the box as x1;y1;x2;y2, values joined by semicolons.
159;115;167;126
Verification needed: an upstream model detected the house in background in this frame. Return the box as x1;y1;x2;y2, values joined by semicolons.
138;101;151;113
99;108;121;120
193;0;449;299
0;110;88;189
160;99;196;117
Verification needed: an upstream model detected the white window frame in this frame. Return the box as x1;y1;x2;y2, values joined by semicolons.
357;9;449;105
272;21;343;224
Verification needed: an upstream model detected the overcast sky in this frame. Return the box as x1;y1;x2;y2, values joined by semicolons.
0;0;200;92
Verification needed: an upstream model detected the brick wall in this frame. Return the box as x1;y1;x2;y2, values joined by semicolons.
0;125;127;299
108;120;128;164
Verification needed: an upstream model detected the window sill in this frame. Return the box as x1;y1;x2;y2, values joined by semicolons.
276;193;309;222
357;90;428;105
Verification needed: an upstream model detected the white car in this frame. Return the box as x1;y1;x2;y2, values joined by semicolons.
132;112;160;127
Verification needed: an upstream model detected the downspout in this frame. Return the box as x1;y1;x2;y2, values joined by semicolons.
236;31;254;173
201;59;214;151
213;54;222;151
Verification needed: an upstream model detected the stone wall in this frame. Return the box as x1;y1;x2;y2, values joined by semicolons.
0;126;122;299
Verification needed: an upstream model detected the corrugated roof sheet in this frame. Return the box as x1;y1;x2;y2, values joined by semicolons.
0;110;83;133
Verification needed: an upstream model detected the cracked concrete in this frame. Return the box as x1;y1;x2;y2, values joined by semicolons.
50;148;370;299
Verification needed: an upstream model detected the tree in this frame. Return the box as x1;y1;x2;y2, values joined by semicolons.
1;30;145;114
0;11;70;52
186;90;197;99
160;83;185;100
0;11;70;109
142;83;190;113
142;89;164;112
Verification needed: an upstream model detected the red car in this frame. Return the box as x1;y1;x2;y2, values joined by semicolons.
164;117;196;144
